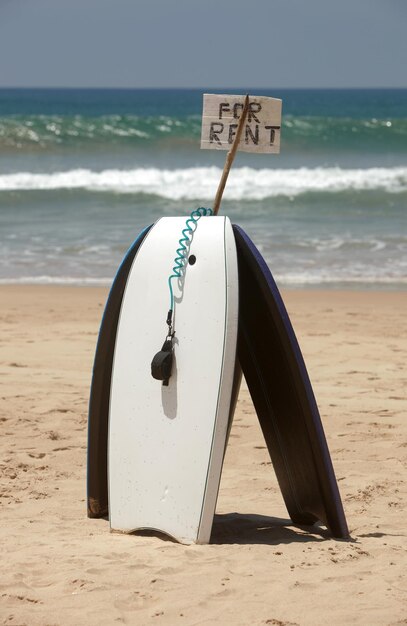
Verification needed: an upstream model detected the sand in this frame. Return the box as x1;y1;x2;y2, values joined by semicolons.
1;286;406;626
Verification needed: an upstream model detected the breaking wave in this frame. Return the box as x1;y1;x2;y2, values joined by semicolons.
1;165;406;199
0;114;406;151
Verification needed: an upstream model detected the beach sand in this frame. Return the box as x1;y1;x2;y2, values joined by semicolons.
1;286;406;626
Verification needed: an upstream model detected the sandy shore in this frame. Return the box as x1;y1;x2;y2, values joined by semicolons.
1;286;406;626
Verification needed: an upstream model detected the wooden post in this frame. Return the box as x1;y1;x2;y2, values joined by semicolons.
213;94;250;216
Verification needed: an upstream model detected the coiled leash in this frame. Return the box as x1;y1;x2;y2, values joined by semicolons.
151;208;213;385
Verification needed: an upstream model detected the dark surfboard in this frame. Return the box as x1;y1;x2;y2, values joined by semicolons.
233;225;348;538
87;225;152;518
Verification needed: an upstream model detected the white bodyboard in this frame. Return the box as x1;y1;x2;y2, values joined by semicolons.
108;216;238;544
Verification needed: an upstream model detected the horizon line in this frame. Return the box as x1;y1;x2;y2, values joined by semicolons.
1;85;407;91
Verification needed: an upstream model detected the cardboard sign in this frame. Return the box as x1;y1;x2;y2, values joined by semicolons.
201;94;282;154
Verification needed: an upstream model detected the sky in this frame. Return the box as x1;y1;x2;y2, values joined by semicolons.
0;0;406;88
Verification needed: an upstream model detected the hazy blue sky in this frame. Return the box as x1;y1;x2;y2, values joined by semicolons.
0;0;406;88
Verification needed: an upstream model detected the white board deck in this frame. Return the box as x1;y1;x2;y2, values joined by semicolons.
108;216;238;544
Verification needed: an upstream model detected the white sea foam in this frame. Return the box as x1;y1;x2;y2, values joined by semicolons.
0;166;406;199
1;271;405;287
0;275;112;286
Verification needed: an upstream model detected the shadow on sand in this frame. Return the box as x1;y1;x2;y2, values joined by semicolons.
115;513;354;546
211;512;347;545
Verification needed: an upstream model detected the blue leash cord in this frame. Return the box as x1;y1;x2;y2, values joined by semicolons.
166;207;213;333
151;207;213;385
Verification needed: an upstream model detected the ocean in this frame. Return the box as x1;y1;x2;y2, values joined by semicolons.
0;88;406;288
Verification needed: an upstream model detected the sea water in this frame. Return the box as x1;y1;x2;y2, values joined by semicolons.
0;88;406;288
